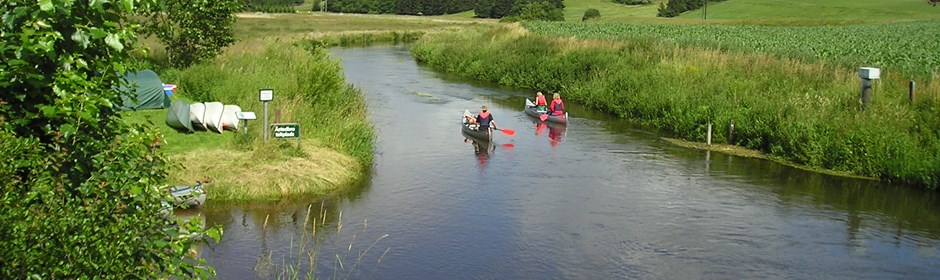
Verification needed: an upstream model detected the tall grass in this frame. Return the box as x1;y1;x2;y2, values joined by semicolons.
411;24;940;188
167;40;375;199
257;204;389;279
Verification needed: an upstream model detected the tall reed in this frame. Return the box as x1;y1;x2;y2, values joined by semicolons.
411;24;940;188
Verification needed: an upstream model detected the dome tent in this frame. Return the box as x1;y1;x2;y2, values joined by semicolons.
119;70;170;110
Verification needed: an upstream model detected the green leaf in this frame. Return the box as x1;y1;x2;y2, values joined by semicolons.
60;124;77;138
206;227;222;243
39;0;54;11
105;33;123;51
71;30;90;49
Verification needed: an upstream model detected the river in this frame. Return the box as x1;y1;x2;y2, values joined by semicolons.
199;45;940;279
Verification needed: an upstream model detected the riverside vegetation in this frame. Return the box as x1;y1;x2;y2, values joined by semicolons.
132;12;490;200
135;39;374;200
411;20;940;189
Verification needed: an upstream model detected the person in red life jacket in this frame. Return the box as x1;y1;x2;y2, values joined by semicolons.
476;104;497;133
534;91;548;112
549;92;565;116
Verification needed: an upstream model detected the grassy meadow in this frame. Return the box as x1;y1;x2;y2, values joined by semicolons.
679;0;940;24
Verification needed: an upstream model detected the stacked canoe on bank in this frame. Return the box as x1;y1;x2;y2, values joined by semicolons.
166;100;242;133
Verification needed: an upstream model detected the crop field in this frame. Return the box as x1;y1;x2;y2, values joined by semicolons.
525;20;940;76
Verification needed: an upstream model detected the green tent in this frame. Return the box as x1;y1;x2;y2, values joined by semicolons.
120;70;170;110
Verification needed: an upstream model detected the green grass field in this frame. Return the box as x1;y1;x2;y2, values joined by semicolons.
679;0;940;24
437;0;940;24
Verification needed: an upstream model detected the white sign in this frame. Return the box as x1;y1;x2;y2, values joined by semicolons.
259;89;273;101
235;111;257;120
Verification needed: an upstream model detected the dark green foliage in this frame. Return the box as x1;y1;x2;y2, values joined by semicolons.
327;0;474;15
477;0;565;20
250;5;298;13
143;0;242;68
582;8;600;21
502;1;565;22
476;0;518;18
659;0;725;17
0;0;219;278
614;0;651;4
412;25;940;188
249;0;304;11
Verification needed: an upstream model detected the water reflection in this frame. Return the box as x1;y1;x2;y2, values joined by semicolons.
463;132;494;172
527;115;567;149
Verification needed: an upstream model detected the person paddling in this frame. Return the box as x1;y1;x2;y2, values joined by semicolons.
549;93;565;116
534;91;548;112
476;104;497;134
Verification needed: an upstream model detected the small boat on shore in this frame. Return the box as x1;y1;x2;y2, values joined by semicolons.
462;109;493;142
525;99;567;124
170;182;206;208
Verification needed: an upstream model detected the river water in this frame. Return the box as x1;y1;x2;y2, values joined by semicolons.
199;45;940;279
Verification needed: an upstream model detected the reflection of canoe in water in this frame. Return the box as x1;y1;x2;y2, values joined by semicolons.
525;99;567;124
170;183;206;208
462;110;493;142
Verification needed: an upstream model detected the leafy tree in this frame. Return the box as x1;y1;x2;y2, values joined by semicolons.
475;0;516;18
502;0;564;21
658;0;725;17
0;0;219;278
582;8;600;21
143;0;242;68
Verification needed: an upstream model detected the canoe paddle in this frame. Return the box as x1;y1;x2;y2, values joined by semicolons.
539;114;548;122
495;127;515;136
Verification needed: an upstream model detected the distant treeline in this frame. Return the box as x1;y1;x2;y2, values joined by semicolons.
244;0;303;12
475;0;564;19
317;0;564;19
322;0;476;15
658;0;726;17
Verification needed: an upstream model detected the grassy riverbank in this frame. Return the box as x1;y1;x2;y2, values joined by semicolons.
411;23;940;188
128;42;373;200
125;12;490;200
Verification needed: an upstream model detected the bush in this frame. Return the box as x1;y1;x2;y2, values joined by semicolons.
501;1;565;22
583;8;601;21
659;0;726;17
614;0;652;5
0;0;219;278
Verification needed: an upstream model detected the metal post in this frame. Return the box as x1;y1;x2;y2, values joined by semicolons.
707;123;712;145
860;78;872;108
728;120;734;144
909;80;916;103
263;101;269;143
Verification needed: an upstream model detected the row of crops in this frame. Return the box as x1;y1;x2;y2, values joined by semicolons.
524;21;940;76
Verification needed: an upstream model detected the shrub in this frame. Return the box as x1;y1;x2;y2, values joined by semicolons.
614;0;652;5
501;1;565;22
0;0;219;278
583;8;601;21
